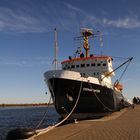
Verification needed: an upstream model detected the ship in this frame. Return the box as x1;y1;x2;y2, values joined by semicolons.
44;28;133;119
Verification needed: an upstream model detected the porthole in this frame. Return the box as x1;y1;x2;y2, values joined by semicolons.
71;65;75;68
86;64;90;67
91;63;95;66
76;65;79;68
81;64;85;67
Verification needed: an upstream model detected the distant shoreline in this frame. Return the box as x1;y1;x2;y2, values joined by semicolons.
0;103;54;108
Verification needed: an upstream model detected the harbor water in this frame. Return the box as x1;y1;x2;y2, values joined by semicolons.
0;106;60;140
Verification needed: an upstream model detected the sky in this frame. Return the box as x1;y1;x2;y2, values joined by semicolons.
0;0;139;103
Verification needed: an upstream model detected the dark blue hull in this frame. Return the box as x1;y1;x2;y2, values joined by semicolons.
48;78;124;118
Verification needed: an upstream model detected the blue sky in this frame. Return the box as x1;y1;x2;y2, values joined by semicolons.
0;0;139;103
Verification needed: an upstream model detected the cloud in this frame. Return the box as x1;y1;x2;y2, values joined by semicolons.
0;7;48;33
0;57;52;67
101;17;140;29
64;3;85;14
64;2;140;29
0;1;140;33
0;1;79;33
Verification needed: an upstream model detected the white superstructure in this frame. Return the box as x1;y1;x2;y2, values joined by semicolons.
61;55;114;88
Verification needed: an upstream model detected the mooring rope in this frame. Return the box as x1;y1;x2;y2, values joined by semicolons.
53;81;83;127
34;94;52;129
35;78;83;135
88;81;114;112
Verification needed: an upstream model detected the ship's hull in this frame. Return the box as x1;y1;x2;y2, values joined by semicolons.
45;72;125;119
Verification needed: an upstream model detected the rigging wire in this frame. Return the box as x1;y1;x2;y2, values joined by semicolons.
90;53;131;60
101;57;133;81
118;59;132;82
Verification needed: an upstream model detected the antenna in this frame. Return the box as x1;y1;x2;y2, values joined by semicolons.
99;32;103;48
53;28;58;70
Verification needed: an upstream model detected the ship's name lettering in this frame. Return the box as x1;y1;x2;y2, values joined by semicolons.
83;88;100;93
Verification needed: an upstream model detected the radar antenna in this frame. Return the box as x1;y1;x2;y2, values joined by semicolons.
81;28;93;57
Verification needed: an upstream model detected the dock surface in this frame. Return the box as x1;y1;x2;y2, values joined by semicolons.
29;105;140;140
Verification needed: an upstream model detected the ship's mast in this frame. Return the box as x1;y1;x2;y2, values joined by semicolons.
82;28;93;57
54;28;58;70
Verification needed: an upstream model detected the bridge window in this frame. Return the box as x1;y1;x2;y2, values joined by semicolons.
86;64;90;67
91;63;95;66
81;64;85;67
71;65;75;68
76;65;79;68
97;63;101;66
103;63;106;66
93;72;99;76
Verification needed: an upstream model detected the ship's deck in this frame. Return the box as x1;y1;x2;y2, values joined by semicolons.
28;105;140;140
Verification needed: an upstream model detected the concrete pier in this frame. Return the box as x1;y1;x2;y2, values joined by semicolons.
28;105;140;140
